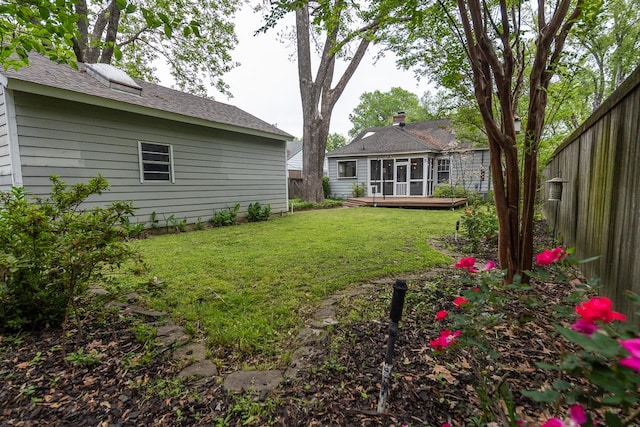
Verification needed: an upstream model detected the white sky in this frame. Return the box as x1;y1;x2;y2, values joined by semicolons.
159;5;435;139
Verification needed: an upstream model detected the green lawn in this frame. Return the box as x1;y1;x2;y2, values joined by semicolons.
110;208;459;365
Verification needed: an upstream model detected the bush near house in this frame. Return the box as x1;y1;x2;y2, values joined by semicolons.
433;184;480;203
247;202;271;222
0;176;135;331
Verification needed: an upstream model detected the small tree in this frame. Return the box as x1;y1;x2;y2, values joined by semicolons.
0;175;135;331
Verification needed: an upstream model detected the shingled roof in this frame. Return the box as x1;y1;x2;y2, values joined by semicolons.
327;119;478;157
0;54;293;141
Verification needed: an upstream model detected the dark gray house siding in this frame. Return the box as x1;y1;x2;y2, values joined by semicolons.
327;156;368;199
446;148;491;194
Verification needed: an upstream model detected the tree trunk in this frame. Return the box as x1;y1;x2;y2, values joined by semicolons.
295;3;372;202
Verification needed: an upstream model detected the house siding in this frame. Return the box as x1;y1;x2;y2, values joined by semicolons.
288;151;303;170
446;149;491;195
13;92;287;224
327;157;368;199
0;85;11;190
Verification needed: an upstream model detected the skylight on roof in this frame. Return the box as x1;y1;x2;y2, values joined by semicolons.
362;131;375;139
85;63;142;96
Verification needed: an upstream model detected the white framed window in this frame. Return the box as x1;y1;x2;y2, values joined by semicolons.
437;158;450;183
138;141;175;183
337;160;357;178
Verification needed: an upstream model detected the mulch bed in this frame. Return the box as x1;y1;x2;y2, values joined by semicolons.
1;220;586;426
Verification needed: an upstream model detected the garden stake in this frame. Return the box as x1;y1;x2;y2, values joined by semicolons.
377;279;408;413
455;219;460;242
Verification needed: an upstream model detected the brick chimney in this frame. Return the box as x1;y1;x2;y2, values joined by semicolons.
392;112;406;127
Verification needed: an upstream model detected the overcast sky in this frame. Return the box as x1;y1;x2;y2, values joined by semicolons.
160;5;435;139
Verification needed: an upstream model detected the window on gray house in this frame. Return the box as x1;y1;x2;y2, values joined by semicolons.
337;160;357;178
437;158;450;183
138;142;174;182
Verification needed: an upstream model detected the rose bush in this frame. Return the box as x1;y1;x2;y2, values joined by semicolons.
427;248;640;426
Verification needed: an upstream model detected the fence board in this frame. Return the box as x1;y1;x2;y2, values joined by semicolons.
543;65;640;322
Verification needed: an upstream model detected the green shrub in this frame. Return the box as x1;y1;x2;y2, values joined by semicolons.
288;198;343;211
247;202;271;222
433;184;480;203
0;175;135;332
351;182;365;198
212;203;240;226
322;176;331;199
459;204;499;252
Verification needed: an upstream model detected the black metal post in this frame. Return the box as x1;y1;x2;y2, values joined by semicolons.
377;279;408;413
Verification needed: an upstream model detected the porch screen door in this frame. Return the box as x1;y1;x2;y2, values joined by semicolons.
396;162;408;196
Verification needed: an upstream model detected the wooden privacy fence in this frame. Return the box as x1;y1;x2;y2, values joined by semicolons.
543;65;640;321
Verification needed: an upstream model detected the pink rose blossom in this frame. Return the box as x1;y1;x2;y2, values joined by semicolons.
429;330;461;350
453;296;469;307
454;257;479;273
575;297;626;323
569;404;587;424
482;260;496;271
619;338;640;372
535;247;567;266
435;310;448;321
571;318;598;336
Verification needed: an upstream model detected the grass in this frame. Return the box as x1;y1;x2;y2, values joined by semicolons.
109;208;460;365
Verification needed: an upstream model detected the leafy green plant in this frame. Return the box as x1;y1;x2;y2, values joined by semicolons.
120;215;146;239
433;184;480;204
288;198;343;211
459;204;499;252
322;176;331;198
351;182;365;198
150;211;159;229
0;176;135;331
212;203;240;226
195;217;205;230
247;202;271;222
65;348;102;367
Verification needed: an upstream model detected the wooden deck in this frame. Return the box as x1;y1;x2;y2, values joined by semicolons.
344;197;467;209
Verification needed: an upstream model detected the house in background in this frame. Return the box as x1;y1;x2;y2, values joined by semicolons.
326;117;490;199
0;54;293;225
286;140;329;178
286;140;304;178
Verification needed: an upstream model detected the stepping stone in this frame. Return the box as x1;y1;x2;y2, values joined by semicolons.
313;305;336;319
310;317;339;328
88;286;109;295
177;359;218;379
174;343;207;363
224;370;282;392
126;305;167;318
294;328;324;346
156;324;189;347
284;346;320;379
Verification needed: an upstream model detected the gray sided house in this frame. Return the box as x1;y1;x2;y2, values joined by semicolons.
326;119;490;199
0;55;293;225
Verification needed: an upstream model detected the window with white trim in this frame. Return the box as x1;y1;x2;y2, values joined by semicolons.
138;142;174;183
437;158;450;183
337;160;357;178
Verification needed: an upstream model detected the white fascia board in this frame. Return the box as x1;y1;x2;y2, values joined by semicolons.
7;79;293;142
327;150;439;159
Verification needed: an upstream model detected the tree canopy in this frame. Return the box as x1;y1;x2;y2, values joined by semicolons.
1;0;240;97
348;87;429;137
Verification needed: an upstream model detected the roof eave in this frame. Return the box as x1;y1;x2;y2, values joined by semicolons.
6;78;293;142
327;149;441;158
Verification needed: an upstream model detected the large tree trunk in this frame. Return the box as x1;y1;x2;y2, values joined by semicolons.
295;3;371;202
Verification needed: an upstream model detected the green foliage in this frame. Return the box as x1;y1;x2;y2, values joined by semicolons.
459;205;499;253
247;202;271;222
326;133;347;152
348;87;429;138
0;0;79;69
65;348;102;367
288;198;343;211
351;182;365;198
120;215;146;239
322;176;331;198
0;176;135;331
150;211;159;229
433;184;480;203
212;203;240;226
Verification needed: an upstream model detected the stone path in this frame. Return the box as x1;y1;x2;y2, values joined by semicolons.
95;273;435;396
